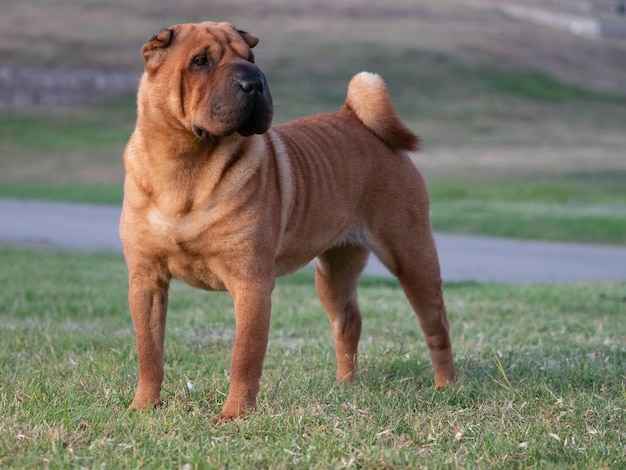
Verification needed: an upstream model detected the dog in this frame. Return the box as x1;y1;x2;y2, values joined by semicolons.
119;21;456;422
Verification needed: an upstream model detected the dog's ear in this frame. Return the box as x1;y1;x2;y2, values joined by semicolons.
237;29;259;49
141;27;177;71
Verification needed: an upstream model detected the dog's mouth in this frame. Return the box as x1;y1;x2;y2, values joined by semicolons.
236;97;273;136
192;105;268;140
191;120;255;140
236;116;258;137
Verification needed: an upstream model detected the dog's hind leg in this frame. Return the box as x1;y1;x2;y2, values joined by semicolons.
369;209;456;388
315;244;370;382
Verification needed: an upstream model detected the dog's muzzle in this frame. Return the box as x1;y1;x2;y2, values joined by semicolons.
232;64;273;136
202;62;273;138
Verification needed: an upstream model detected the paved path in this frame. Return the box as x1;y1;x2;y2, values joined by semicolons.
2;198;626;284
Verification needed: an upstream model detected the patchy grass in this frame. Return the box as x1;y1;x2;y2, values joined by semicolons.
0;247;625;468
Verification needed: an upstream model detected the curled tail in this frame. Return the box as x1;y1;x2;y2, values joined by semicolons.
343;72;420;152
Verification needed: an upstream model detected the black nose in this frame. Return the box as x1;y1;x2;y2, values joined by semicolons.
237;75;264;95
232;62;266;96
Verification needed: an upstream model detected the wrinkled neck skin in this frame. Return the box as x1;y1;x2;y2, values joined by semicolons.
135;70;210;158
124;77;258;209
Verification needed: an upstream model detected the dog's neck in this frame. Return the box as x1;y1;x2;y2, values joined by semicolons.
125;119;266;211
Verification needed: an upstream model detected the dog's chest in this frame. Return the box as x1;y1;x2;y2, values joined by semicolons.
147;206;199;240
145;206;228;290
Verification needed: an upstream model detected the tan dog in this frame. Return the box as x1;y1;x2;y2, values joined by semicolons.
120;21;456;422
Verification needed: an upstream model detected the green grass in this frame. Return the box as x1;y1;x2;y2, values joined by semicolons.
432;199;626;244
1;247;625;468
0;182;123;205
429;175;626;244
484;68;615;102
0;99;134;149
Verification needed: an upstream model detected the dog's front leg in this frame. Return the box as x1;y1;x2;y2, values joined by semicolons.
213;283;272;423
128;274;169;409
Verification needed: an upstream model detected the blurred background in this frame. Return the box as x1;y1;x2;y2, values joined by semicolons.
1;0;625;244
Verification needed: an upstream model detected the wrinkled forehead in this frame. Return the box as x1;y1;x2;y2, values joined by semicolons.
182;22;252;59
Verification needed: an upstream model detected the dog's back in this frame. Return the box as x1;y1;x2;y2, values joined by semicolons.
266;72;428;277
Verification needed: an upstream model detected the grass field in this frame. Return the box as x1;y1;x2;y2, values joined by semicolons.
0;247;625;468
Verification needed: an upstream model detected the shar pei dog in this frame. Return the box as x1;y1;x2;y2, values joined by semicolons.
119;21;456;422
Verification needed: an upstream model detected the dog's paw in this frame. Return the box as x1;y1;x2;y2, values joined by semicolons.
434;366;458;389
211;411;245;425
130;392;162;410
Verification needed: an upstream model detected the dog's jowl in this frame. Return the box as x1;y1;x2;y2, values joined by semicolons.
119;21;456;422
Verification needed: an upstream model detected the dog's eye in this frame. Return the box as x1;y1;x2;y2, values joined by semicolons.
191;55;210;68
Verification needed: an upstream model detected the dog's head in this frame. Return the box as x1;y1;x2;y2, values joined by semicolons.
140;22;273;139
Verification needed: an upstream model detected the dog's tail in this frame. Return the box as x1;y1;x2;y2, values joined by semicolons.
344;72;420;152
